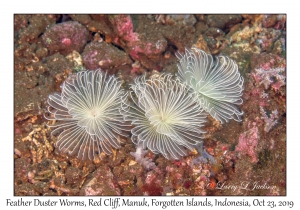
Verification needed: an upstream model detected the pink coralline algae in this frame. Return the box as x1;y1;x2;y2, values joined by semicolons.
235;124;259;163
142;170;163;195
260;107;279;132
42;21;89;55
243;86;269;108
108;15;167;59
252;67;286;91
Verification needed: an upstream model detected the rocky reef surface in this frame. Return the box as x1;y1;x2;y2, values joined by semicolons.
14;14;286;196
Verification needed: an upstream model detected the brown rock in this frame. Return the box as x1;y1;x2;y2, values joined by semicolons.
82;41;132;72
206;15;242;29
80;165;120;195
65;166;84;186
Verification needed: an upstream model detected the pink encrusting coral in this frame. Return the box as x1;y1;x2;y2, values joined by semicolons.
42;21;89;55
235;123;259;163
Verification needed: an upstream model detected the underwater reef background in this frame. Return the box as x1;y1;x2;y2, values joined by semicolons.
14;14;286;196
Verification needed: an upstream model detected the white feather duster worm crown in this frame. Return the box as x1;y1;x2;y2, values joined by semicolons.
176;48;244;123
45;70;129;160
121;74;207;160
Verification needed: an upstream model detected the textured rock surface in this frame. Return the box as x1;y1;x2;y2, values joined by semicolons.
13;14;286;196
42;21;89;55
80;166;121;196
82;41;132;71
